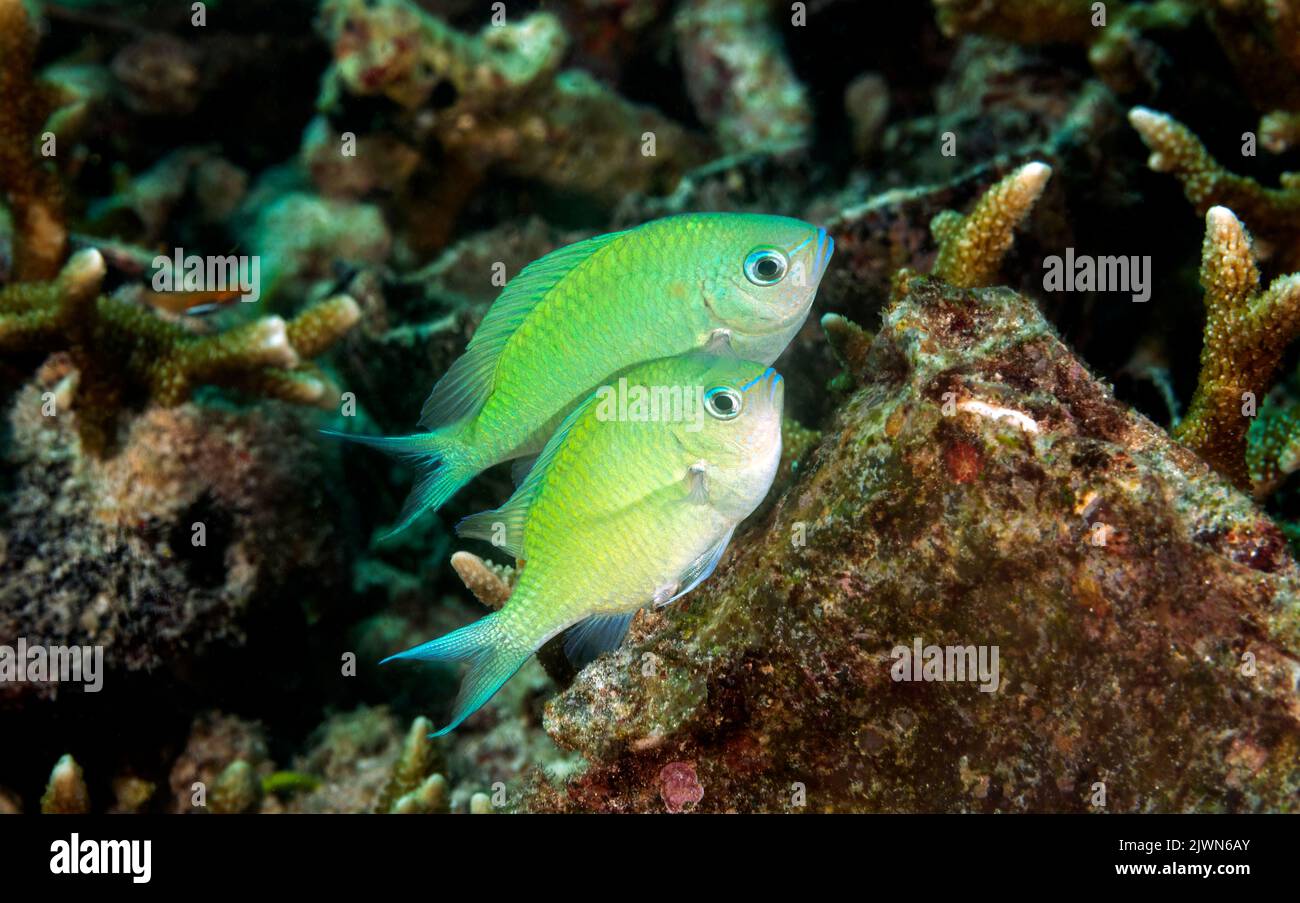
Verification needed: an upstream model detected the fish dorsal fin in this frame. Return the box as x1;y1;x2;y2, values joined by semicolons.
455;392;598;557
657;526;736;609
418;230;626;430
563;610;637;669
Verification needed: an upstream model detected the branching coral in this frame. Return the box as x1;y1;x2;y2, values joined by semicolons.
932;0;1196;90
1174;206;1300;488
316;0;711;206
449;550;516;610
0;249;361;455
930;161;1054;288
1130;107;1300;270
375;716;449;814
0;0;67;281
1203;0;1300;146
41;754;90;814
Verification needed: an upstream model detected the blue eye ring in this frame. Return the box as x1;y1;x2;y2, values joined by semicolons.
744;248;788;286
704;386;743;420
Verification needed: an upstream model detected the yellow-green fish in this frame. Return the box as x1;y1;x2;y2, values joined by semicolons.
383;354;785;735
328;212;829;533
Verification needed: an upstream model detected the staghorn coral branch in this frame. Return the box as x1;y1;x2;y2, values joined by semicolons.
1129;107;1300;271
0;0;67;280
1174;206;1300;488
40;754;90;814
449;550;515;610
375;716;449;814
0;249;361;455
932;0;1196;90
1204;0;1300;125
930;161;1053;288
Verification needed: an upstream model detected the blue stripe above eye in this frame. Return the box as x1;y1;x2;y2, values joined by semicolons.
738;367;775;393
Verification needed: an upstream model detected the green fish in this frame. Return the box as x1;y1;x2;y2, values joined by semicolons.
383;354;785;735
328;212;829;533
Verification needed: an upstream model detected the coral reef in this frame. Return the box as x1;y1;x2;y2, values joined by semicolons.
376;716;449;814
1129;107;1300;271
6;0;1300;820
1203;0;1300;144
1168;206;1300;488
0;249;360;455
168;713;271;813
449;551;516;610
243;192;391;304
210;761;262;814
1249;389;1300;494
0;0;67;281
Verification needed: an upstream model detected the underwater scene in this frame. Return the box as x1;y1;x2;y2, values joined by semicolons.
2;0;1300;823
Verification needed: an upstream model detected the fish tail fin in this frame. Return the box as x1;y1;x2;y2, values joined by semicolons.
320;427;475;535
381;613;529;736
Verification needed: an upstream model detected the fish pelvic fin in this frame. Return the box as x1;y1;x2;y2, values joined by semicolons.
381;612;530;736
320;427;474;535
563;610;636;670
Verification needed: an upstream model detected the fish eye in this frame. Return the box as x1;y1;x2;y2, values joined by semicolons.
744;248;788;286
704;386;743;420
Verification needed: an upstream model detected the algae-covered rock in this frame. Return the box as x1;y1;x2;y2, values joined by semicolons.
520;275;1300;813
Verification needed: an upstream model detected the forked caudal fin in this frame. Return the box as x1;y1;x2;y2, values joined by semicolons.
380;612;530;736
320;427;473;536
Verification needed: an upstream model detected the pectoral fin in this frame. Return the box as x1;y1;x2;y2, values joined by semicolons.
658;526;735;609
687;461;709;504
705;328;733;354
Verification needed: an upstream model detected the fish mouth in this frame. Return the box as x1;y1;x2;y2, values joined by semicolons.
812;227;834;281
740;367;784;408
767;369;784;408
